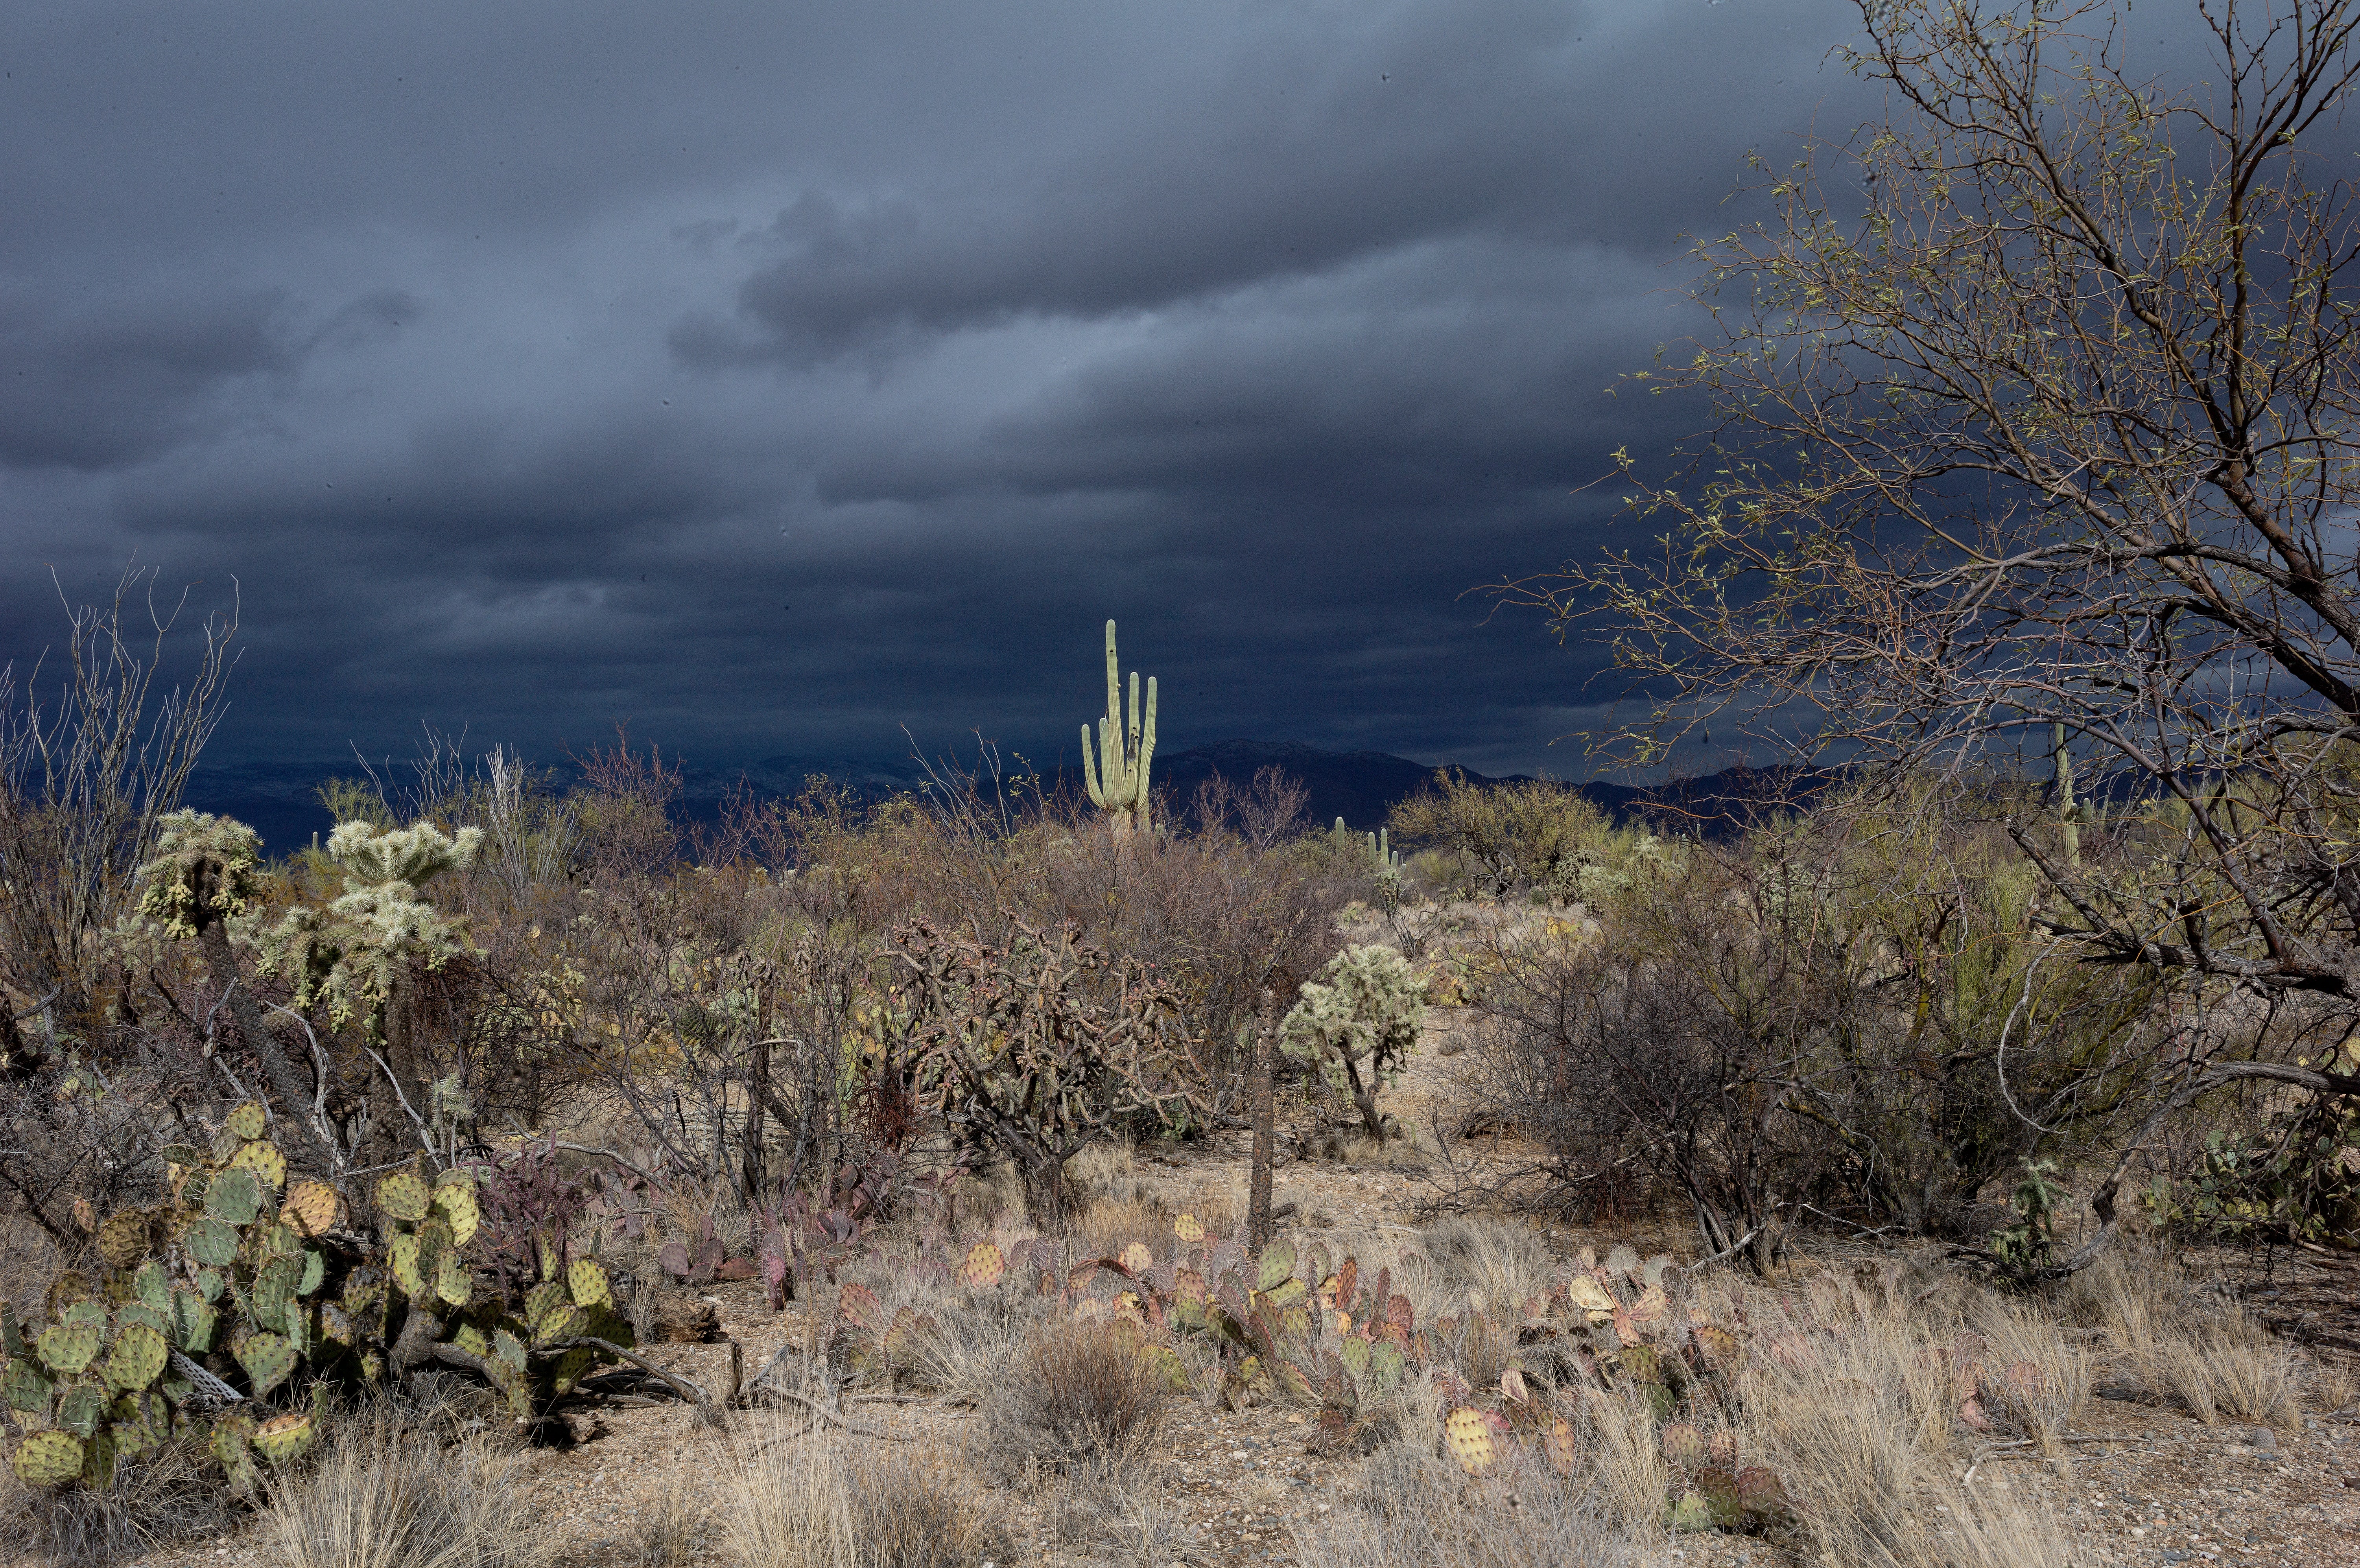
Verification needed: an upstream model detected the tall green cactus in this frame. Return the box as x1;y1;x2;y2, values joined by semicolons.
1080;619;1157;836
2052;722;2081;869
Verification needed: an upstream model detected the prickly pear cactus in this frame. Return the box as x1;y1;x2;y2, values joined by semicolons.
1444;1406;1502;1474
2;1115;638;1499
958;1241;1007;1289
0;1106;348;1495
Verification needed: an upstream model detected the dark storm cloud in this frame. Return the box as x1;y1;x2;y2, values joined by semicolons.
0;0;1878;780
684;4;1801;364
0;284;294;470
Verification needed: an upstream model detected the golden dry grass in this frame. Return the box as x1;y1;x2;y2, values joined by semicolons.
726;1436;1010;1568
265;1413;549;1568
2067;1248;2305;1430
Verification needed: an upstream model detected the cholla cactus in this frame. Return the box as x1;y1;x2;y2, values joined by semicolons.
252;820;479;1043
1280;945;1424;1140
325;820;483;888
136;811;263;939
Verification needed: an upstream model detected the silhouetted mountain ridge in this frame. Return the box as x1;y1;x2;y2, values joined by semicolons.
184;742;1830;853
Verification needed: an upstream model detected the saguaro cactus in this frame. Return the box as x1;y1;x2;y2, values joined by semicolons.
1081;619;1157;836
2051;722;2081;869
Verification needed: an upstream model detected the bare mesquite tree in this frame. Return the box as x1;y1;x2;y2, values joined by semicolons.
1509;0;2360;1264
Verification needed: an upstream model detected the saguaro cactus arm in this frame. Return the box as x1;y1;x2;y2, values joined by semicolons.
1079;619;1157;833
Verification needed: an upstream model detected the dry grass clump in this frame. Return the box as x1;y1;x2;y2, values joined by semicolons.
1971;1302;2093;1452
1721;1271;2095;1568
2146;1323;2305;1429
981;1321;1165;1481
834;1245;1052;1402
1420;1212;1557;1313
1453;1302;1523;1391
1177;1174;1244;1241
727;1437;853;1568
621;1483;712;1568
1064;1186;1175;1262
1;1435;232;1566
728;1437;1010;1568
844;1447;1016;1568
2310;1354;2360;1417
266;1413;548;1568
1307;1449;1643;1568
2065;1248;2304;1429
1580;1379;1677;1535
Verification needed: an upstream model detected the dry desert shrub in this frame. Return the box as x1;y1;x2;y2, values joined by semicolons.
1;1435;231;1566
980;1321;1165;1481
265;1414;548;1568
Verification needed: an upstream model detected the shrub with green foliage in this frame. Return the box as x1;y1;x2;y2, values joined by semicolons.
1387;772;1628;902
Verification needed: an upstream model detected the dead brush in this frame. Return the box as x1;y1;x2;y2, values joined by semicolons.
980;1320;1165;1481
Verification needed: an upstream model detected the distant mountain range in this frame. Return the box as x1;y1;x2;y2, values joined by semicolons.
184;741;1830;853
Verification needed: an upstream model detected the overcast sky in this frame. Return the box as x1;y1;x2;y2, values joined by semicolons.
0;0;1874;778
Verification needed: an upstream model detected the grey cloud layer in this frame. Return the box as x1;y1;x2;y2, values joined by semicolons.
1;0;1864;778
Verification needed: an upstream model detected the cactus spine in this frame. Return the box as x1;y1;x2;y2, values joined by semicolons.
1080;619;1157;836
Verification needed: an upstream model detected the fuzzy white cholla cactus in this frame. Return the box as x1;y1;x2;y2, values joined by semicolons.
324;820;483;889
1280;944;1425;1137
251;820;482;1041
135;809;265;939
